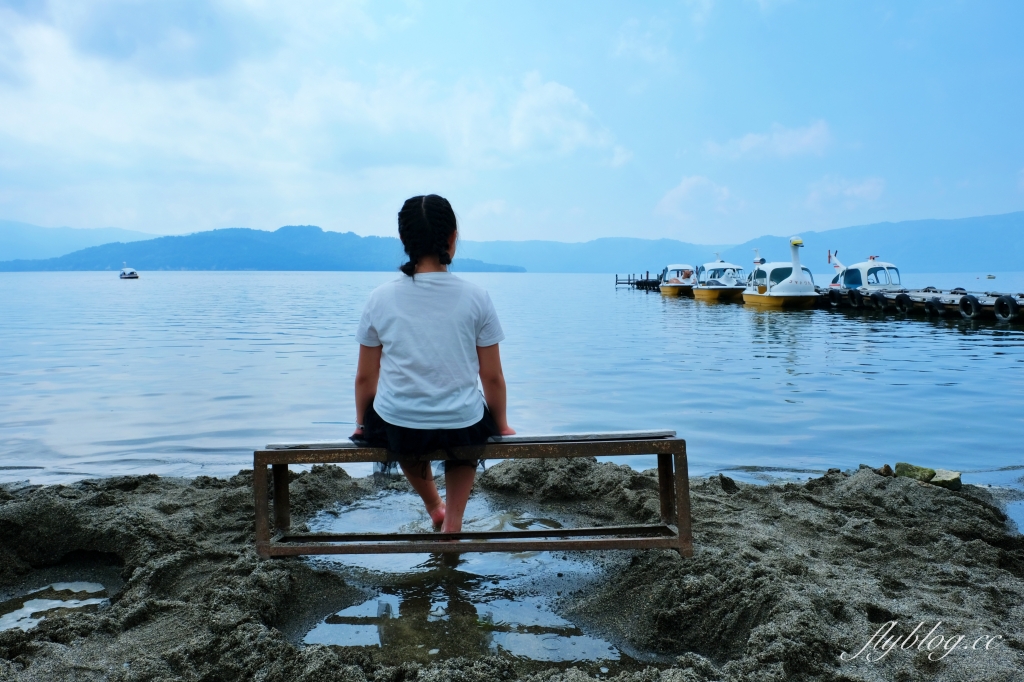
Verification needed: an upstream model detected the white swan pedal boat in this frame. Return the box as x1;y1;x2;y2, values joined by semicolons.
742;238;819;309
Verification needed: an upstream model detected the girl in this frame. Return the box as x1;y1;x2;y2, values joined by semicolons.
351;194;515;533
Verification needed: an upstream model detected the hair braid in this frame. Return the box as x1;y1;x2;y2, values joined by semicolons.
397;194;457;276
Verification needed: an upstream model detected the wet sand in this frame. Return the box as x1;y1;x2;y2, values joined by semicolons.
1;460;1022;681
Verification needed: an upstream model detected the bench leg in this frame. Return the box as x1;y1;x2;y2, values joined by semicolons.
273;463;290;531
657;453;676;525
254;463;271;557
674;452;693;557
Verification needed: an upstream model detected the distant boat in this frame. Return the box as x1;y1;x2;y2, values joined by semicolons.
119;263;139;279
987;274;996;279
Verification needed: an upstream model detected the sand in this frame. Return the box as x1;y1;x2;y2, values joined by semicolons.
1;460;1022;681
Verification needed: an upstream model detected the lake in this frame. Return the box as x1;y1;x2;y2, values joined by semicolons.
2;271;1022;502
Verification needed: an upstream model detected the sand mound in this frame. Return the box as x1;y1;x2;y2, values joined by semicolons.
0;460;1021;682
481;458;1024;681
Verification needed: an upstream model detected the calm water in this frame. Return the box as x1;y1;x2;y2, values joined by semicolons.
2;272;1023;494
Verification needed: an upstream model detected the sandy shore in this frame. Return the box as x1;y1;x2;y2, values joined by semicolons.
1;460;1021;681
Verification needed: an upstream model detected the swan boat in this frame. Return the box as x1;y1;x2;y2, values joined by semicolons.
693;256;746;302
119;265;139;279
824;253;901;308
742;237;819;309
659;264;697;296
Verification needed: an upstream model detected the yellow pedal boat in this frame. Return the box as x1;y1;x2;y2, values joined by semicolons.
742;239;820;309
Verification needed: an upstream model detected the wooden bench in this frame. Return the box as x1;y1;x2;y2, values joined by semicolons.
253;431;691;558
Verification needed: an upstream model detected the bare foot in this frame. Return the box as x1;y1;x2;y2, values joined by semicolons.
426;500;446;529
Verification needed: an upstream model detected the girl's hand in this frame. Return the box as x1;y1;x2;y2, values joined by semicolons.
498;425;516;436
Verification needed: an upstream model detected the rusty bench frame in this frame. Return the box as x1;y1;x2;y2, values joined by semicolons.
253;432;691;558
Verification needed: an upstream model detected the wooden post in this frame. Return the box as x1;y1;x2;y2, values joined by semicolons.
253;463;270;556
272;463;290;531
674;451;693;557
657;453;676;525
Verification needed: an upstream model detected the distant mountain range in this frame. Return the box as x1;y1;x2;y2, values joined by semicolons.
1;211;1021;274
0;220;159;261
0;225;525;273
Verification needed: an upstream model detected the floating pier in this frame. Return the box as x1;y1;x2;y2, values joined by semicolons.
615;272;662;291
617;274;1024;323
823;286;1024;322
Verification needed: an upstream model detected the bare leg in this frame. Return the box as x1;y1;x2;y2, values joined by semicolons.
399;462;445;527
442;465;476;533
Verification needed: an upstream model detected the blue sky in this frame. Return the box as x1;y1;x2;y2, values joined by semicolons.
0;0;1022;244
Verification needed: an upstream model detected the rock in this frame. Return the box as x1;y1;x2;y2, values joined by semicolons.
930;469;962;491
827;468;842;475
858;464;872;470
874;464;894;477
894;462;936;482
718;473;739;494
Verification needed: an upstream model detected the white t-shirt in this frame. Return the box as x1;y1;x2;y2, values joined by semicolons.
356;272;505;429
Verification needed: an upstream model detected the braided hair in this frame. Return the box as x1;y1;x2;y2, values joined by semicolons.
397;194;457;277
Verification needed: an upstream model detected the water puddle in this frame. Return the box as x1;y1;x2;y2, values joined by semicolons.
0;582;109;632
300;487;649;672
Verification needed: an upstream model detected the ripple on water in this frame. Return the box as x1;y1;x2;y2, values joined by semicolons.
302;488;638;668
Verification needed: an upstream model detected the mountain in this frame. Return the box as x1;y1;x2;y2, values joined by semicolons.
0;225;525;272
2;211;1021;273
718;212;1024;274
0;220;159;260
456;238;731;275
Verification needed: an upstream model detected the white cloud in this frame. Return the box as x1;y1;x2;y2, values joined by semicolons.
465;199;506;220
613;18;672;64
684;0;716;26
0;8;627;233
655;176;736;220
805;176;885;210
509;72;614;157
706;121;831;159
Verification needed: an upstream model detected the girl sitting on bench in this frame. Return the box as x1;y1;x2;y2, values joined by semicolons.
351;194;516;533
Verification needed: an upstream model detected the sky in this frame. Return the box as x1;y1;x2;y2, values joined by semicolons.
0;0;1022;244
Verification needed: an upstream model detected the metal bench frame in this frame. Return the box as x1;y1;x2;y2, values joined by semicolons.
253;432;692;558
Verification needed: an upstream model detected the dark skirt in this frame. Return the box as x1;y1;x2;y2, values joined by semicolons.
360;402;497;474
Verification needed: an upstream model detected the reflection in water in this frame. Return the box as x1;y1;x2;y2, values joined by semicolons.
0;582;108;632
303;490;627;666
2;272;1023;491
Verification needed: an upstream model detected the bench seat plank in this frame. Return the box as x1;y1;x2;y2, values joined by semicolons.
265;430;675;451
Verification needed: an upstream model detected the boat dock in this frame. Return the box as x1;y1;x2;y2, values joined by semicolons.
824;286;1024;322
616;272;662;291
617;274;1024;323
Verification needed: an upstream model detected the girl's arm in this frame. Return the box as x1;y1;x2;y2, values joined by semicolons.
353;344;382;437
477;343;515;435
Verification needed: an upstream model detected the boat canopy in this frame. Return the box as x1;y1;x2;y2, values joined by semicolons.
751;263;815;286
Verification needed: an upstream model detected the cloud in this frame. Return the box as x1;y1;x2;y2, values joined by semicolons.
0;7;627;232
706;120;831;159
509;72;615;157
465;199;506;220
683;0;716;26
655;176;736;220
805;176;885;210
613;18;672;64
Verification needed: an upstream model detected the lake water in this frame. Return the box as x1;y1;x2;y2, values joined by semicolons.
2;272;1023;502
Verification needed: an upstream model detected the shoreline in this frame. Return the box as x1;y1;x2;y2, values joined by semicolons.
1;460;1022;681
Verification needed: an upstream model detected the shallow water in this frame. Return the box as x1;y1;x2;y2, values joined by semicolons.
1;271;1022;495
301;487;642;669
0;582;108;632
